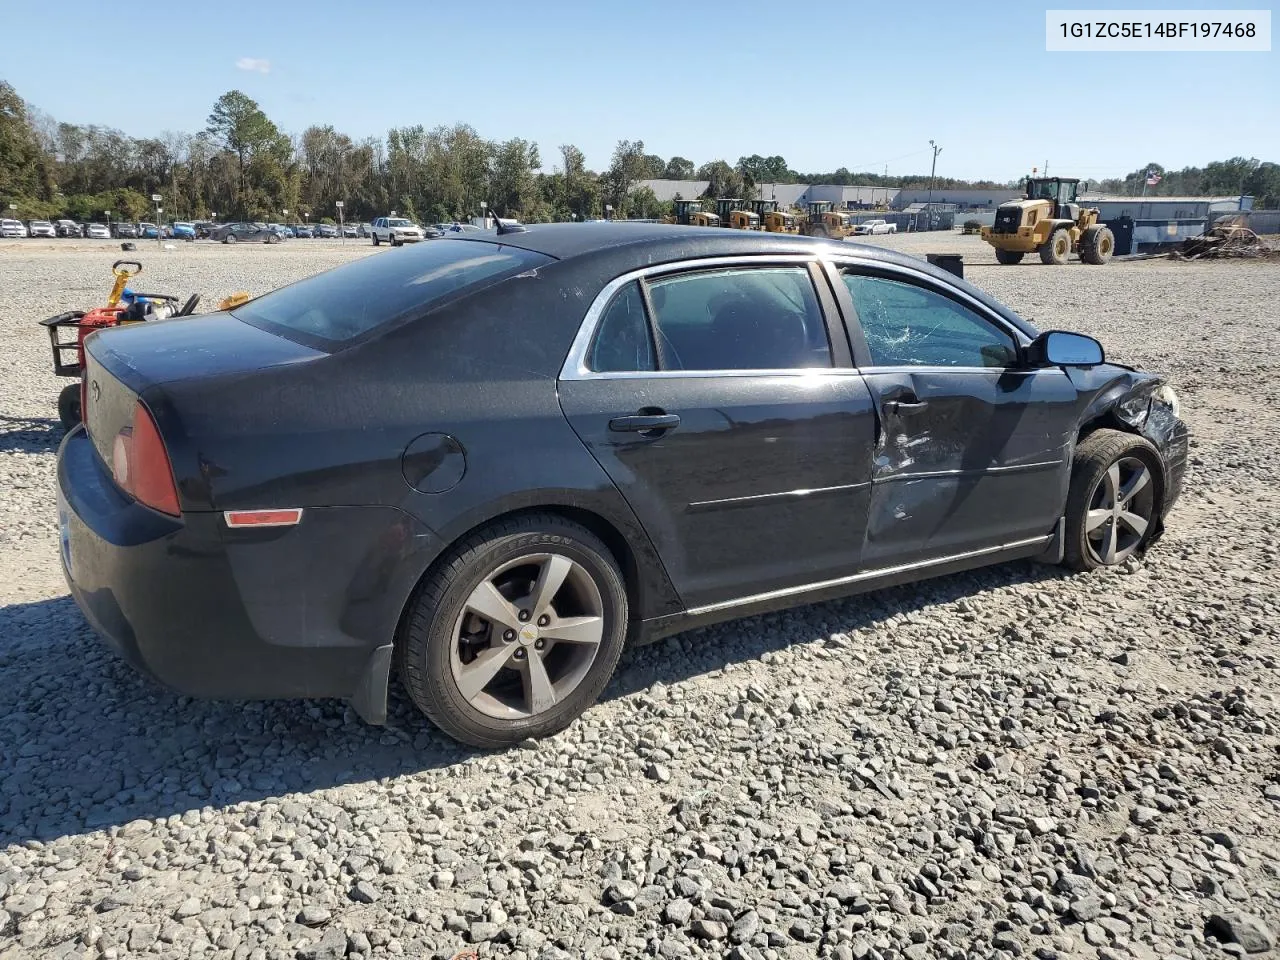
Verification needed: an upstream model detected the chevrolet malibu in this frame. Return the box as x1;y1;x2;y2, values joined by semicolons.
57;225;1187;747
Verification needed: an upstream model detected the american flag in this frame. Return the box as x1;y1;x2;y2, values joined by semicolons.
1146;171;1162;186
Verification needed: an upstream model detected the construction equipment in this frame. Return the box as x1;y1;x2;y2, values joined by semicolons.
752;200;800;234
39;260;211;430
981;177;1114;265
663;199;720;227
713;198;758;230
800;201;855;239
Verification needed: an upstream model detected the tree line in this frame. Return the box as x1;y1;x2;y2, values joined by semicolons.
1;80;1276;225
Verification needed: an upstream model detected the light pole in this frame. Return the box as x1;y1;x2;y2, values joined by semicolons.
479;201;487;228
152;194;163;247
104;210;111;233
605;204;613;221
336;201;345;245
926;140;942;231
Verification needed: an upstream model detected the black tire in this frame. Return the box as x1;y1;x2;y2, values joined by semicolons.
224;235;237;244
57;383;82;431
1040;228;1071;265
391;236;400;247
266;234;280;244
372;234;380;246
995;249;1025;265
398;513;629;748
1063;429;1163;572
1080;225;1115;265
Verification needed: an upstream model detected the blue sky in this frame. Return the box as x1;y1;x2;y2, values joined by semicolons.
7;0;1277;181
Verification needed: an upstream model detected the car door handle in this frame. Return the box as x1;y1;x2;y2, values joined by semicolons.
883;399;929;415
609;413;681;433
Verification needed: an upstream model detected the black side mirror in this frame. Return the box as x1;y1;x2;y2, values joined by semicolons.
1027;330;1104;367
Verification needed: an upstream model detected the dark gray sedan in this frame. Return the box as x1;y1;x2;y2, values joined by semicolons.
210;221;282;244
57;225;1187;747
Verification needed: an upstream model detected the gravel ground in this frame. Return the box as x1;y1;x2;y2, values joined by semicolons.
2;234;1279;960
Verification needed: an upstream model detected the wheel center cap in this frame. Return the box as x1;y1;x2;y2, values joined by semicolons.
518;624;539;645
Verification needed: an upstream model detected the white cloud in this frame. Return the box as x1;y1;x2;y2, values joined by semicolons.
235;57;271;74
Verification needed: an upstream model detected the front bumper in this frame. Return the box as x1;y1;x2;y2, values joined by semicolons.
391;233;423;243
57;427;444;714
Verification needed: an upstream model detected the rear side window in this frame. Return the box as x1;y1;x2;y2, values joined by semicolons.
234;239;553;345
646;267;830;371
589;282;656;372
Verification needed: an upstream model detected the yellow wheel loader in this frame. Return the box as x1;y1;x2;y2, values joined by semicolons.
800;201;854;239
981;177;1115;265
751;200;799;234
662;199;720;227
714;198;760;230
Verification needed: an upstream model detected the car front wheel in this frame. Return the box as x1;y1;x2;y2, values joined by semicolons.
1064;429;1162;571
399;514;628;748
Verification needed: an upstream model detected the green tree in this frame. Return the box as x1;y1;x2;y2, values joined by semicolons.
696;160;746;199
0;81;55;203
603;139;648;214
206;90;285;216
663;156;695;180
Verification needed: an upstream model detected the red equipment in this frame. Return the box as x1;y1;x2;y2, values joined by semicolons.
40;260;200;429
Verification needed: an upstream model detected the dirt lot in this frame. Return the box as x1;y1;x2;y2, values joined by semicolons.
1;234;1278;960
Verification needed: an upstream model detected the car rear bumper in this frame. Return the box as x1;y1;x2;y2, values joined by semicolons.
57;427;444;715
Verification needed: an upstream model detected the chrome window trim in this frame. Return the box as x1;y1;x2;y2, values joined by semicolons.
559;254;823;381
559;252;1050;382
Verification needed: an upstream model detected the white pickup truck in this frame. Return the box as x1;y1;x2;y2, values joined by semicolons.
849;218;901;235
853;219;897;235
370;217;425;246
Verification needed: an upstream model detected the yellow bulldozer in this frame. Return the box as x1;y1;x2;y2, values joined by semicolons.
800;201;854;239
981;177;1115;265
752;200;799;234
663;199;720;227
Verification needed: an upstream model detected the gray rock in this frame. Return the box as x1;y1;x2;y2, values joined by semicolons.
664;899;693;925
348;880;379;904
1207;912;1276;954
993;932;1023;954
297;904;331;926
1069;897;1103;922
691;918;729;940
298;926;347;960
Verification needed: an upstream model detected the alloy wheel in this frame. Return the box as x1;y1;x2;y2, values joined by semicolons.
449;553;605;720
1085;456;1155;564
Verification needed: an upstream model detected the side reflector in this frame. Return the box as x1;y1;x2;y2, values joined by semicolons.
224;509;304;528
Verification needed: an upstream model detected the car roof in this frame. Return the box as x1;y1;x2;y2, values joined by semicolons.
452;222;909;270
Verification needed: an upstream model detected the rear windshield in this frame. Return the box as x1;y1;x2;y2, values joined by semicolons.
232;238;552;346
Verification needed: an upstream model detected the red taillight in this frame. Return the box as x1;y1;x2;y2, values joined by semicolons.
110;402;181;516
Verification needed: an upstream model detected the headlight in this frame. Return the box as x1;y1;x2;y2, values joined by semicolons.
1153;384;1180;419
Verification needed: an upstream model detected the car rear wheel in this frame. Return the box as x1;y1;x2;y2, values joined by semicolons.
1063;429;1162;571
398;514;628;748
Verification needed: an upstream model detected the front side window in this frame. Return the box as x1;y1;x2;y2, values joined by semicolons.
841;272;1018;368
645;266;831;371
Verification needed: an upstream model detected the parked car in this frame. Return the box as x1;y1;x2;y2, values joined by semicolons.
356;222;371;238
28;220;57;238
171;222;196;241
55;219;84;238
341;223;359;238
314;223;339;238
267;223;293;239
1;218;29;238
139;222;159;239
370;216;425;246
436;222;482;234
853;219;897;235
56;225;1188;747
294;224;314;238
113;222;139;239
193;221;216;239
85;223;111;239
210;221;283;244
